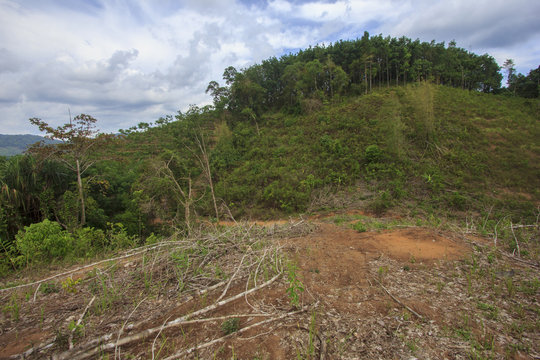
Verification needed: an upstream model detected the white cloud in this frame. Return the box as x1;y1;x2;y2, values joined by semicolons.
0;0;538;134
268;0;293;13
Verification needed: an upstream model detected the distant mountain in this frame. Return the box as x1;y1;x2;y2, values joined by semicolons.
0;134;59;156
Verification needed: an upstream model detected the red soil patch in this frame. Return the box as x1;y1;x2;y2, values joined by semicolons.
361;228;467;262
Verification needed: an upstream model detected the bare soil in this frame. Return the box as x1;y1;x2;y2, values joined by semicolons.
1;216;538;359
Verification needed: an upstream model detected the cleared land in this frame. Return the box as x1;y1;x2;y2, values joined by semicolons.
1;212;538;359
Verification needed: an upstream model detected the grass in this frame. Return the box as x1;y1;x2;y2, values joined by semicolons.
2;293;20;321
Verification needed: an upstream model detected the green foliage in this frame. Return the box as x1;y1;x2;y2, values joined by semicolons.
39;282;59;294
286;261;304;308
106;222;136;249
15;220;73;265
369;190;394;214
62;277;81;293
364;145;384;164
2;293;20;321
72;227;106;257
351;221;367;232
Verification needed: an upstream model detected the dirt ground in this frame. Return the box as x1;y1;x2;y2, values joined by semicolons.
1;215;538;359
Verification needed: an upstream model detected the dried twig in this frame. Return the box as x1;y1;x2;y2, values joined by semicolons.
54;273;282;360
372;277;423;320
69;296;96;349
0;240;183;293
114;297;146;359
162;306;308;360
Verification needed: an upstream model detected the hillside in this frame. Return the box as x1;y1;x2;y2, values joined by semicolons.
203;83;539;222
0;134;57;156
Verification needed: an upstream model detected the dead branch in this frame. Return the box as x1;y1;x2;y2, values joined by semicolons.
9;339;56;359
162;306;308;360
53;272;282;360
115;297;146;360
216;251;248;302
372;277;423;320
69;296;96;349
33;283;41;302
0;239;185;293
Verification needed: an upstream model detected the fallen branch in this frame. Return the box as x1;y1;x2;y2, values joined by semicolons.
115;297;146;360
9;339;55;359
216;252;248;302
162;306;308;360
0;240;184;293
69;296;96;349
54;272;282;360
372;277;423;320
510;222;521;257
33;283;41;302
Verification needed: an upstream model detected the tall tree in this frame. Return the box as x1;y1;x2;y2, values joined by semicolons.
28;114;109;227
503;59;516;92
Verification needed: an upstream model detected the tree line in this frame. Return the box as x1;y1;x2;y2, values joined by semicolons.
207;32;504;118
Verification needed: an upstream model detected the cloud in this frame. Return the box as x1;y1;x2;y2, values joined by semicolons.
387;0;540;48
0;0;538;134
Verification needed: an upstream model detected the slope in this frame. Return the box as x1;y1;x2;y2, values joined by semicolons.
212;83;539;222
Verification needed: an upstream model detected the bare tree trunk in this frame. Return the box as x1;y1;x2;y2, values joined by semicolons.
386;55;390;87
364;63;368;94
369;61;372;92
76;159;85;226
195;135;219;222
185;178;192;234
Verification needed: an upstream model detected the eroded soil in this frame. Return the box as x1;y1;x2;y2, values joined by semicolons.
1;216;538;359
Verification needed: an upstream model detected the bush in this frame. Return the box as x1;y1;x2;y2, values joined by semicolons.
72;227;106;258
364;145;384;164
107;222;137;249
15;220;73;265
352;222;367;232
369;190;393;214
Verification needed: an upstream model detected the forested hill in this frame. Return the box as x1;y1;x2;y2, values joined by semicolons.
1;34;539;276
0;134;57;156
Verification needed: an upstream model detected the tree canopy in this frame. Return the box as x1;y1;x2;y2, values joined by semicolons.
208;33;503;116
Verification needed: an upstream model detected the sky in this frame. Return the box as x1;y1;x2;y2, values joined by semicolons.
1;0;539;135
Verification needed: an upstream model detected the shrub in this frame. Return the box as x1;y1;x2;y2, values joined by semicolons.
72;227;106;258
369;190;393;214
15;220;73;265
107;222;136;249
352;222;367;232
364;145;383;164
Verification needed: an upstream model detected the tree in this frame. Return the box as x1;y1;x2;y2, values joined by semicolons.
28;114;109;227
503;59;516;92
514;65;540;98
